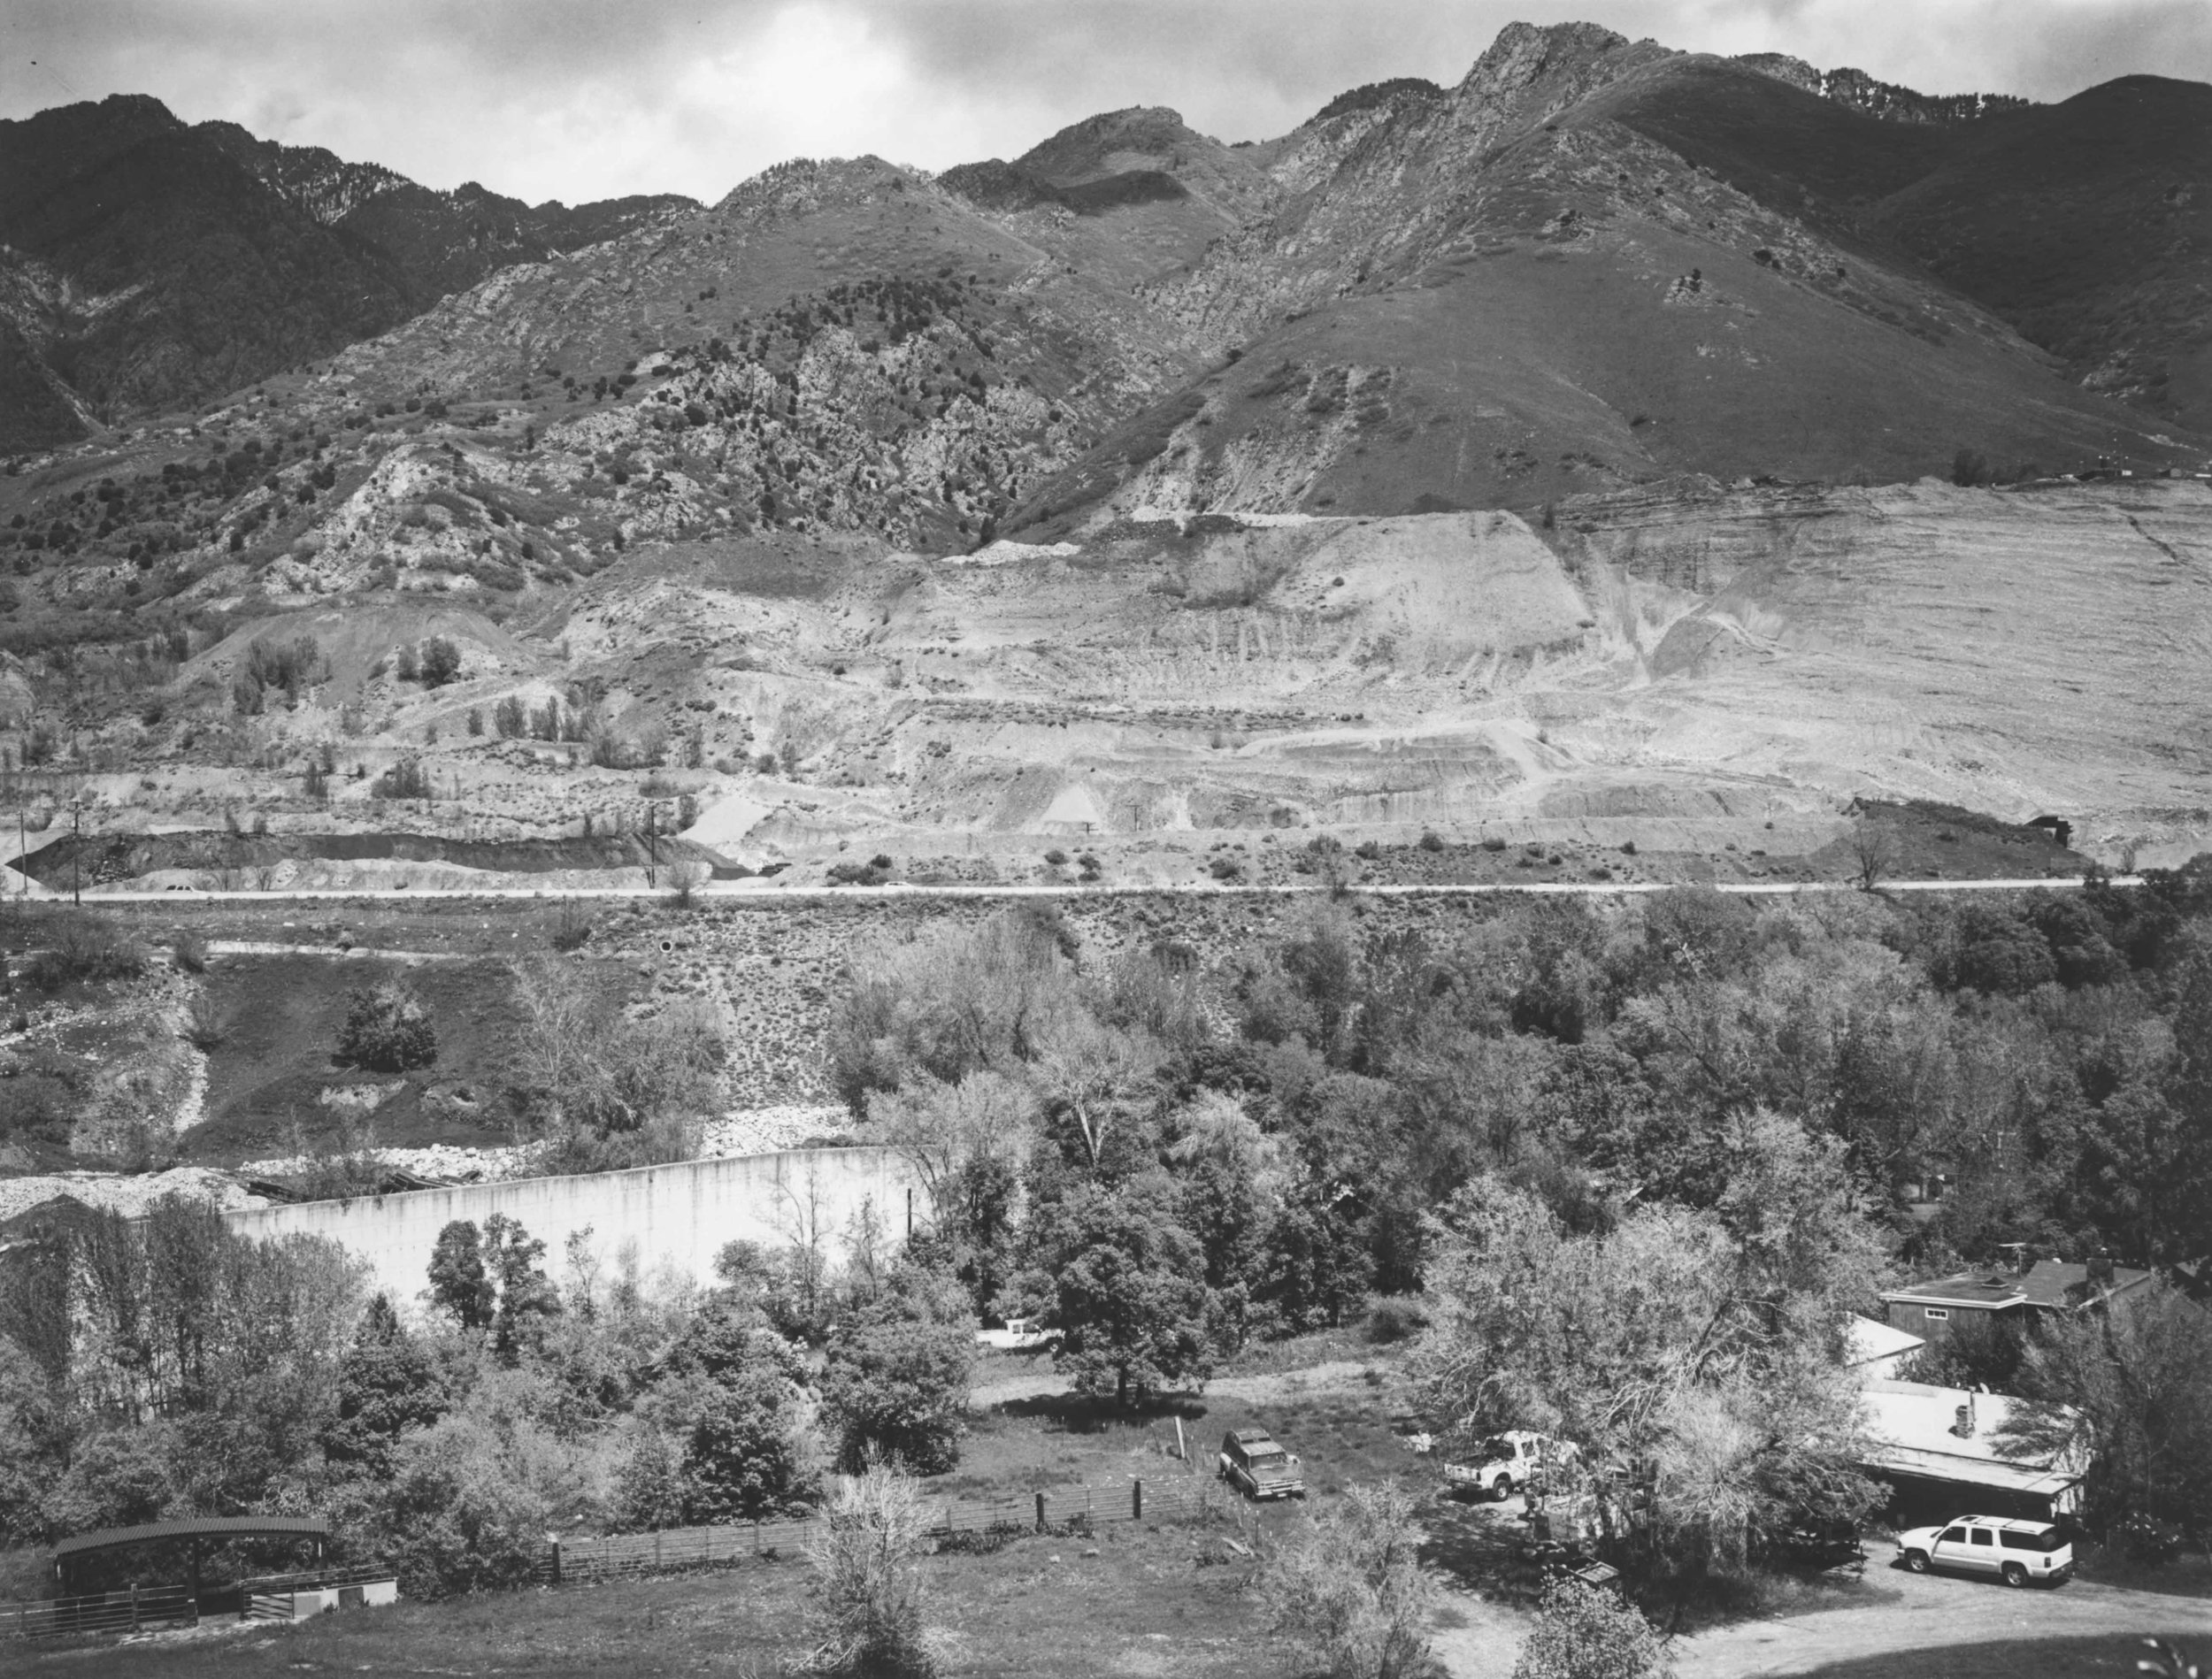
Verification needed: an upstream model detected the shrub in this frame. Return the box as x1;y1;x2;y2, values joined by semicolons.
1510;1578;1671;1679
180;993;230;1051
821;1315;974;1476
1952;448;1993;488
803;1467;937;1678
1262;1480;1438;1679
419;636;462;687
1364;1298;1428;1345
374;758;432;801
2119;1512;2187;1566
337;981;437;1071
549;900;591;952
170;929;208;973
1418;830;1445;852
24;914;146;991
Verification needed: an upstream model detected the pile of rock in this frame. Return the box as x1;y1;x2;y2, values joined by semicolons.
235;1141;545;1184
0;1166;265;1223
701;1103;849;1156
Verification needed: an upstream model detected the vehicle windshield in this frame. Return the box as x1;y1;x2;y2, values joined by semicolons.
2000;1528;2065;1552
1248;1449;1287;1468
1476;1438;1519;1460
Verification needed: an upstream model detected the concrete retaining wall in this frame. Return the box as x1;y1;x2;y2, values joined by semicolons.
224;1148;921;1306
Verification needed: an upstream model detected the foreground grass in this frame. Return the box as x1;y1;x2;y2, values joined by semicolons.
19;1522;1289;1679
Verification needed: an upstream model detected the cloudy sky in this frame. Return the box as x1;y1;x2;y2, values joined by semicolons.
4;1;2205;205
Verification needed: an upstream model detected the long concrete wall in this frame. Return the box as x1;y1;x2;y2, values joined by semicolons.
224;1148;922;1307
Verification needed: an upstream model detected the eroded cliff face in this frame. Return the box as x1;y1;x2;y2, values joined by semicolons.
496;479;2209;866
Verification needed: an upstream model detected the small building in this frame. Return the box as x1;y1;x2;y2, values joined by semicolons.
1845;1313;1924;1383
1880;1255;2152;1349
1858;1379;2086;1522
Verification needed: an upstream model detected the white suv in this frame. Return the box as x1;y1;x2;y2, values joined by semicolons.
1895;1515;2073;1587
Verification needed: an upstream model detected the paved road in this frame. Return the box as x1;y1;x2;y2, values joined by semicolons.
30;875;2141;906
1671;1564;2212;1677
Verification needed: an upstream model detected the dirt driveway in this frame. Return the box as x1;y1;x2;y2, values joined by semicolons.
1671;1564;2212;1677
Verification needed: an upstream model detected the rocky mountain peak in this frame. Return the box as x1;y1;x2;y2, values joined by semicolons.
1455;19;1634;99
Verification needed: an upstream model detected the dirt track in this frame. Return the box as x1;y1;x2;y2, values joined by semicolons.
1669;1566;2212;1678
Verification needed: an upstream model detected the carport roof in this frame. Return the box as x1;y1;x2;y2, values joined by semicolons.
52;1515;328;1560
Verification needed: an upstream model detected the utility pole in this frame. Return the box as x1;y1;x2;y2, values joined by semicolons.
71;803;81;907
645;802;657;888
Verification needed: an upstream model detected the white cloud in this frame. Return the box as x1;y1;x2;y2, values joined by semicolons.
2;1;2205;203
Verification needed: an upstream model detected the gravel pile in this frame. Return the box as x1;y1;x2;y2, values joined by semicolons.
235;1141;546;1184
701;1103;849;1155
231;1105;854;1186
0;1167;265;1223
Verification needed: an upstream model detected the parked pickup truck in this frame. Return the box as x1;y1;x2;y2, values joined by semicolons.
1218;1429;1306;1500
1443;1430;1575;1502
974;1316;1061;1352
1895;1514;2072;1587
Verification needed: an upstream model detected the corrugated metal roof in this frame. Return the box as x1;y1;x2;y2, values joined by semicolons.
53;1515;328;1560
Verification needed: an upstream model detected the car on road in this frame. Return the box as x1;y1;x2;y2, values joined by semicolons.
1895;1514;2072;1587
1218;1429;1305;1500
1443;1430;1575;1502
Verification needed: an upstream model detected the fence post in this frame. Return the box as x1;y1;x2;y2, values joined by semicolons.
754;1518;761;1557
655;1531;663;1571
549;1539;563;1587
129;1583;139;1632
1133;1480;1142;1522
1034;1491;1047;1533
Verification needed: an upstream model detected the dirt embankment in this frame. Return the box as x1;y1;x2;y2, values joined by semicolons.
20;828;736;888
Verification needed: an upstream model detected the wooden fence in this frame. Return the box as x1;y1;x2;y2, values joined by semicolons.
542;1474;1224;1586
2;1583;196;1641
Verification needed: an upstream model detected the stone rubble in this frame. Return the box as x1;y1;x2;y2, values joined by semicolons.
0;1167;267;1223
230;1101;852;1185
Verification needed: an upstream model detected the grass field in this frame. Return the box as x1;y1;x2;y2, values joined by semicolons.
14;1512;1294;1679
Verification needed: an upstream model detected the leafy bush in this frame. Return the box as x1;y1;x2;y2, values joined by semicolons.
1364;1298;1428;1345
821;1314;974;1475
1510;1578;1671;1679
373;758;433;801
419;636;462;687
336;981;437;1071
23;913;146;991
1262;1479;1438;1679
2119;1512;2187;1566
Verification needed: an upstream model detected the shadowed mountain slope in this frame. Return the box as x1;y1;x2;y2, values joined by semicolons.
0;96;697;450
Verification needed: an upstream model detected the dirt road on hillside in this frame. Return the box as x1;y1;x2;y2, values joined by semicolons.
1668;1566;2212;1677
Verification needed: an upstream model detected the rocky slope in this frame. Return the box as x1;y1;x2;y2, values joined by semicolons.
1;23;2208;880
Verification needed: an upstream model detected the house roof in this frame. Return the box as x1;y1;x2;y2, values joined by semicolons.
1880;1258;2151;1312
1882;1269;2028;1308
1857;1381;2084;1498
2017;1258;2153;1307
1845;1314;1925;1366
